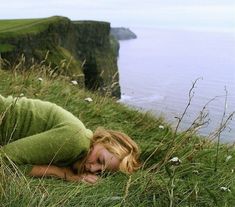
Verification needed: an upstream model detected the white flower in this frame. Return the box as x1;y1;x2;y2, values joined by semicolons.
192;170;199;174
71;80;78;85
19;93;24;97
159;125;165;129
169;157;182;165
220;187;231;192
84;97;93;102
38;77;43;81
225;155;232;162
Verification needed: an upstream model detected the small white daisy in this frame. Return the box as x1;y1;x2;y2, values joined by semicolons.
84;97;93;102
192;170;199;174
159;125;165;129
169;157;182;165
38;77;43;81
220;187;231;192
71;80;78;85
225;155;232;162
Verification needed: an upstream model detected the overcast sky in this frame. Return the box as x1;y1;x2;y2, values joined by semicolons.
0;0;234;29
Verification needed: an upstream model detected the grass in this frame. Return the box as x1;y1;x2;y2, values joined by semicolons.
0;65;235;206
34;46;84;78
0;44;15;53
0;16;68;39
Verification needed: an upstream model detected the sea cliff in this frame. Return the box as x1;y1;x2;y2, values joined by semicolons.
111;27;137;40
0;16;120;97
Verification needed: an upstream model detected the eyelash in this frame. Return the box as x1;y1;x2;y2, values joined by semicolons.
98;159;105;168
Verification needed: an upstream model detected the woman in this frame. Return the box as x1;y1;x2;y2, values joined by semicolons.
0;95;140;184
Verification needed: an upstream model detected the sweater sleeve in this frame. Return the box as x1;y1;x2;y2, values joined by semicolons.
1;123;91;174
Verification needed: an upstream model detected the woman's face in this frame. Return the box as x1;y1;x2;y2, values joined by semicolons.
84;143;120;173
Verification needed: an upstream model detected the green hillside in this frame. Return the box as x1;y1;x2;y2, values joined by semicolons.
0;65;234;206
0;16;65;38
0;17;62;52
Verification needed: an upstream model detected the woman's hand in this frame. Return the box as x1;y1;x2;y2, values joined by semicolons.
66;173;99;184
79;173;99;184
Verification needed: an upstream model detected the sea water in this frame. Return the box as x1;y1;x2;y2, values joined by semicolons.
118;27;235;143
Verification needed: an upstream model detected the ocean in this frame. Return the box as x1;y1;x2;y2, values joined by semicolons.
118;27;235;143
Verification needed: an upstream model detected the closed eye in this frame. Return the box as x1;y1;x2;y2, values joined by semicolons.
98;158;107;172
98;156;105;166
98;158;102;164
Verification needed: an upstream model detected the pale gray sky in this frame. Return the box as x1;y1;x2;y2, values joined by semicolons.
0;0;234;29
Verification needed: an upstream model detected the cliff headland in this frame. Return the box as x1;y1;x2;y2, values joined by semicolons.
111;27;137;40
0;16;120;97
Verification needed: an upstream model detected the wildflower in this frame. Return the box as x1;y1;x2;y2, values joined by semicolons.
169;157;182;165
225;155;232;162
84;97;93;102
192;170;199;174
220;187;231;192
38;77;43;81
158;125;164;129
71;80;78;85
19;93;24;97
103;196;122;202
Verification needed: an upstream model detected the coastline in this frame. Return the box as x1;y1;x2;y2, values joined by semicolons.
118;27;235;143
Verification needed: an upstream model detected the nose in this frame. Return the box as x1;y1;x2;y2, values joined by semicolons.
85;163;102;173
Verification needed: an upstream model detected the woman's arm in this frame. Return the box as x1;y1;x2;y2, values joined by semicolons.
29;165;99;183
29;165;80;181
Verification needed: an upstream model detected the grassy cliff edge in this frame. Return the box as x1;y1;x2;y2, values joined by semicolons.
0;66;234;206
0;16;120;97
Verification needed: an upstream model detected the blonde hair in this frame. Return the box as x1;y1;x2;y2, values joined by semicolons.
91;127;141;174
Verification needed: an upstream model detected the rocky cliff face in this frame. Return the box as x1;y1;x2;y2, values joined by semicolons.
0;16;120;97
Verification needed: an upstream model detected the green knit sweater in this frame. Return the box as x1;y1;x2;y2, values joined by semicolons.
0;95;92;173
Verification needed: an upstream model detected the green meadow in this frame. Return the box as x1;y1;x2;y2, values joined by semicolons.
0;16;65;38
0;60;234;206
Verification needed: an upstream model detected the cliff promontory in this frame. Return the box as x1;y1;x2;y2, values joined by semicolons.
0;16;120;97
111;27;137;40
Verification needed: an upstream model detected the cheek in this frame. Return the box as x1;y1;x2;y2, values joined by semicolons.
113;161;121;171
105;158;121;171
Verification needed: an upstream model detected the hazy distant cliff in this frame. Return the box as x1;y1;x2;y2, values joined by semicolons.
0;16;120;97
111;27;137;40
